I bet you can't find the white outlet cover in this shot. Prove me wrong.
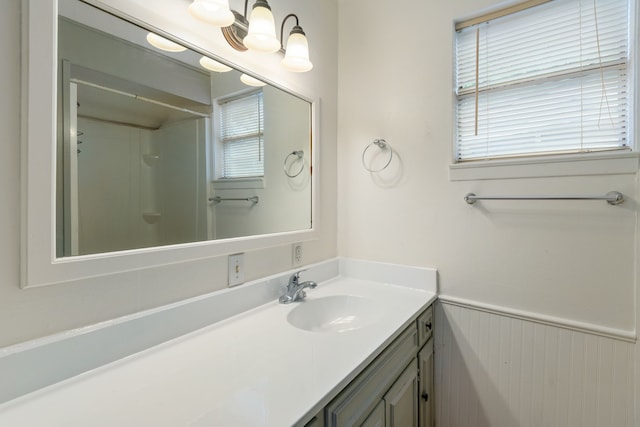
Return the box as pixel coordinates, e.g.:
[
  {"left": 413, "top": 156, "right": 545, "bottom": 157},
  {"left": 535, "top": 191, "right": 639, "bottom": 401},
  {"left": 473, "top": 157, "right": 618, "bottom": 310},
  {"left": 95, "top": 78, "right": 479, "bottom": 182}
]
[{"left": 292, "top": 243, "right": 303, "bottom": 266}]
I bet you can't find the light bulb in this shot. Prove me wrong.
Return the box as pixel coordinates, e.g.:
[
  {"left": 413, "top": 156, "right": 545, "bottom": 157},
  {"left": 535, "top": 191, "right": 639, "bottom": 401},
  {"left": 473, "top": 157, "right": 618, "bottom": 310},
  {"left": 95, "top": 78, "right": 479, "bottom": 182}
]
[
  {"left": 282, "top": 27, "right": 313, "bottom": 72},
  {"left": 243, "top": 1, "right": 280, "bottom": 53},
  {"left": 199, "top": 56, "right": 232, "bottom": 72},
  {"left": 188, "top": 0, "right": 235, "bottom": 26},
  {"left": 240, "top": 74, "right": 266, "bottom": 87},
  {"left": 146, "top": 33, "right": 187, "bottom": 52}
]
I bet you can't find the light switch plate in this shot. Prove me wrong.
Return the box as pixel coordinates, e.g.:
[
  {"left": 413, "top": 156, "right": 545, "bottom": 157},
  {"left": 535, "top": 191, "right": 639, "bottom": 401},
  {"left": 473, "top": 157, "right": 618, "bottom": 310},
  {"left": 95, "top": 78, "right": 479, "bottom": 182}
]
[{"left": 228, "top": 253, "right": 244, "bottom": 287}]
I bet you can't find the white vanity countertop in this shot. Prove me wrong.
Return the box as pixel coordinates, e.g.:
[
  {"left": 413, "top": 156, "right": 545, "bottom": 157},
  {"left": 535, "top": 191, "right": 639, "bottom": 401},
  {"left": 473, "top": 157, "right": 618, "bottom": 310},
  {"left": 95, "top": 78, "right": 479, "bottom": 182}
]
[{"left": 0, "top": 276, "right": 436, "bottom": 426}]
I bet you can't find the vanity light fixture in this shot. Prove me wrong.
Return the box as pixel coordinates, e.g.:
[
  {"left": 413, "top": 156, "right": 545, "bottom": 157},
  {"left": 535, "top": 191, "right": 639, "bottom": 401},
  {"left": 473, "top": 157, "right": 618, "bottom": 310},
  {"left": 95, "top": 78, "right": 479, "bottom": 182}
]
[
  {"left": 199, "top": 56, "right": 233, "bottom": 72},
  {"left": 188, "top": 0, "right": 235, "bottom": 26},
  {"left": 188, "top": 0, "right": 313, "bottom": 72},
  {"left": 240, "top": 73, "right": 267, "bottom": 86},
  {"left": 145, "top": 32, "right": 187, "bottom": 52},
  {"left": 242, "top": 0, "right": 280, "bottom": 53},
  {"left": 280, "top": 14, "right": 313, "bottom": 72}
]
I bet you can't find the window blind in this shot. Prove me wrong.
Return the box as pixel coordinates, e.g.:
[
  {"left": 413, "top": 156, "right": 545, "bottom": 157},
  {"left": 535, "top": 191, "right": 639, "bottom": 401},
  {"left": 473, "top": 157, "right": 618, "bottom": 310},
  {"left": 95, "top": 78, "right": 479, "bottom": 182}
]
[
  {"left": 219, "top": 91, "right": 264, "bottom": 178},
  {"left": 455, "top": 0, "right": 630, "bottom": 161}
]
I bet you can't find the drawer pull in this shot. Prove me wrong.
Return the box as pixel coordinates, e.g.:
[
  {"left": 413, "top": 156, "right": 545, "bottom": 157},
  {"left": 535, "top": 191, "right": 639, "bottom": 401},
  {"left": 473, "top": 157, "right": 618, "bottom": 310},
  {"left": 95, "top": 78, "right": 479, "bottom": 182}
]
[
  {"left": 421, "top": 392, "right": 429, "bottom": 402},
  {"left": 425, "top": 321, "right": 432, "bottom": 330}
]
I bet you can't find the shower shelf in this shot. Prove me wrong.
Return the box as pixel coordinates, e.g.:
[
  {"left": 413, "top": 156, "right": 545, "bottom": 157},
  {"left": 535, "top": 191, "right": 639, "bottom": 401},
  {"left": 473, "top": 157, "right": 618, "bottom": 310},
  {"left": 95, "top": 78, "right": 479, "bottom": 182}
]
[
  {"left": 142, "top": 212, "right": 161, "bottom": 224},
  {"left": 143, "top": 154, "right": 159, "bottom": 167}
]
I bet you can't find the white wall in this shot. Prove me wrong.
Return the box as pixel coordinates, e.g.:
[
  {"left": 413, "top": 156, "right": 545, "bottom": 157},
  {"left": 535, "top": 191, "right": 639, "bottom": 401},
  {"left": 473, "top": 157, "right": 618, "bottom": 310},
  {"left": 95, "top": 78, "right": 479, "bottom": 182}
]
[
  {"left": 337, "top": 0, "right": 638, "bottom": 424},
  {"left": 0, "top": 0, "right": 337, "bottom": 347}
]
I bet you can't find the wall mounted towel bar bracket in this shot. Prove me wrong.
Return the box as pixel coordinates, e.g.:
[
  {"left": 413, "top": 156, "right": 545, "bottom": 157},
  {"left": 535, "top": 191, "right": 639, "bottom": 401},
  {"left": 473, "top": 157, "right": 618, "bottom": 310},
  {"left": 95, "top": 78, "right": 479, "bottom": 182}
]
[{"left": 464, "top": 191, "right": 624, "bottom": 206}]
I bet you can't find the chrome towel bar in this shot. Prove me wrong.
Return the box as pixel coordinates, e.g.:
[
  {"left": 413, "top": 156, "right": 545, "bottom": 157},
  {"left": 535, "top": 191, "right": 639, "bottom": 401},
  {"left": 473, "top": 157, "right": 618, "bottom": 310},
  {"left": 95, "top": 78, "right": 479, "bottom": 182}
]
[
  {"left": 209, "top": 196, "right": 259, "bottom": 204},
  {"left": 464, "top": 191, "right": 624, "bottom": 206}
]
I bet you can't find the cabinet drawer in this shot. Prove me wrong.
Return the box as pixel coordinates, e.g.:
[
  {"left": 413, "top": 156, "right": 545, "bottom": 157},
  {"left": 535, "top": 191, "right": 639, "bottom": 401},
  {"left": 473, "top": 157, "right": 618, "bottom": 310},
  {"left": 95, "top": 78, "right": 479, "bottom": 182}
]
[
  {"left": 417, "top": 306, "right": 433, "bottom": 348},
  {"left": 325, "top": 325, "right": 419, "bottom": 427}
]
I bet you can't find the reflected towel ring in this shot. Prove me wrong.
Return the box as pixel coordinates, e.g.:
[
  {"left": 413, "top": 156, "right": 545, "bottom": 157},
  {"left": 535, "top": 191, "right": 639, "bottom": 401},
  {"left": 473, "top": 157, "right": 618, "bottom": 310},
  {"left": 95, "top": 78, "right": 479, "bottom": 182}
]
[
  {"left": 284, "top": 150, "right": 305, "bottom": 178},
  {"left": 362, "top": 139, "right": 393, "bottom": 172}
]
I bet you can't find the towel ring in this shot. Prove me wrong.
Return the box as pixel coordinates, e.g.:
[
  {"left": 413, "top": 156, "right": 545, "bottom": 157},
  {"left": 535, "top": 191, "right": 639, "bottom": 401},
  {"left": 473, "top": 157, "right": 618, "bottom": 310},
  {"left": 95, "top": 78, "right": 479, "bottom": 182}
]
[
  {"left": 284, "top": 150, "right": 305, "bottom": 178},
  {"left": 362, "top": 139, "right": 393, "bottom": 172}
]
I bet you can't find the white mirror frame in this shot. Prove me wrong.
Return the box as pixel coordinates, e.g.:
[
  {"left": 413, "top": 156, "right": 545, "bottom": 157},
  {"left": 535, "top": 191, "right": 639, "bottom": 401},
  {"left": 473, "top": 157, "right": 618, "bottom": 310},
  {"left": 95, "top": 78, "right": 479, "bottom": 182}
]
[{"left": 20, "top": 0, "right": 319, "bottom": 288}]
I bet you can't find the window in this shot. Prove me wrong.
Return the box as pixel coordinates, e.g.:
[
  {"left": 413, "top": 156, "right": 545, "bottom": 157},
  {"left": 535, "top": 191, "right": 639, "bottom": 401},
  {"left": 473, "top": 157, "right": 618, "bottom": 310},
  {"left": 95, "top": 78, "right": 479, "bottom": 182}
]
[
  {"left": 455, "top": 0, "right": 631, "bottom": 162},
  {"left": 218, "top": 90, "right": 264, "bottom": 178}
]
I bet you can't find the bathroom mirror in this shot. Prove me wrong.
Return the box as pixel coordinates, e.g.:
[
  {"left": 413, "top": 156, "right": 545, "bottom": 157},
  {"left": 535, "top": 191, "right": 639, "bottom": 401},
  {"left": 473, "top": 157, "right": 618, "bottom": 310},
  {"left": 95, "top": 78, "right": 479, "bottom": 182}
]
[
  {"left": 20, "top": 0, "right": 317, "bottom": 287},
  {"left": 57, "top": 0, "right": 312, "bottom": 257}
]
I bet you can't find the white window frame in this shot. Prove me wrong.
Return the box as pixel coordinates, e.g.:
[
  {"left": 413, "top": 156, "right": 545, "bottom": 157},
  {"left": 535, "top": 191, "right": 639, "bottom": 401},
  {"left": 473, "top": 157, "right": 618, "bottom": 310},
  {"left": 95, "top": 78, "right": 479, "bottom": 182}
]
[
  {"left": 213, "top": 90, "right": 265, "bottom": 189},
  {"left": 450, "top": 0, "right": 639, "bottom": 181}
]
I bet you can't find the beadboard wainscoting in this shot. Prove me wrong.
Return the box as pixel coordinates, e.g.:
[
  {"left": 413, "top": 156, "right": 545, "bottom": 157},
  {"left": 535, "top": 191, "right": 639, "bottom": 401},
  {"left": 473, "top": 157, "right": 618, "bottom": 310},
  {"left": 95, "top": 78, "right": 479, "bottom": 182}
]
[{"left": 434, "top": 302, "right": 635, "bottom": 427}]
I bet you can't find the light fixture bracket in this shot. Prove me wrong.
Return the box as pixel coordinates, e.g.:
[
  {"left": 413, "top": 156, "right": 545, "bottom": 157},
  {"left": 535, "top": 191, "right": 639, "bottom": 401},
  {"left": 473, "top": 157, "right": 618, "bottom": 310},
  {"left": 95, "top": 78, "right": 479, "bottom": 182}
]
[
  {"left": 221, "top": 10, "right": 249, "bottom": 52},
  {"left": 280, "top": 13, "right": 300, "bottom": 49}
]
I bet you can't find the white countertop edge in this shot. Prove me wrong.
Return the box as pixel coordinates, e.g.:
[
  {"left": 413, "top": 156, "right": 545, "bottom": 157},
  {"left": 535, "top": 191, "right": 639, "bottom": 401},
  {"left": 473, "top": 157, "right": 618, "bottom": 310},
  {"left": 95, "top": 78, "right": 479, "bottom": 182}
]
[
  {"left": 0, "top": 278, "right": 437, "bottom": 427},
  {"left": 0, "top": 258, "right": 437, "bottom": 404}
]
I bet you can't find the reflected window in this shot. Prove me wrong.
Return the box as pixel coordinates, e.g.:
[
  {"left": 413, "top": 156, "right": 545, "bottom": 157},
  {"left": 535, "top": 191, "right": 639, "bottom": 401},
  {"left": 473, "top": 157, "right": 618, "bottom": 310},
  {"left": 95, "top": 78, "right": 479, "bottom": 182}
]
[{"left": 218, "top": 90, "right": 264, "bottom": 178}]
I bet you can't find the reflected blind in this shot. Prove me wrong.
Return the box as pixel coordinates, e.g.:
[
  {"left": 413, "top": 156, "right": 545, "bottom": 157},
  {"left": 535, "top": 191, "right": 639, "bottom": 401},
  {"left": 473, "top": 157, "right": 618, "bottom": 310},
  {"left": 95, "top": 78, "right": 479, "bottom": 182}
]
[
  {"left": 455, "top": 0, "right": 630, "bottom": 161},
  {"left": 219, "top": 91, "right": 264, "bottom": 178}
]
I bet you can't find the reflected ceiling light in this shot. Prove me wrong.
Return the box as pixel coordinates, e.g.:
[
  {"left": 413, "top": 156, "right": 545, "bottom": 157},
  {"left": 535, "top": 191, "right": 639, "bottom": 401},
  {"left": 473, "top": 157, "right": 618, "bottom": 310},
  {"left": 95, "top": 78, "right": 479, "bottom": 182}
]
[
  {"left": 146, "top": 32, "right": 187, "bottom": 52},
  {"left": 280, "top": 14, "right": 312, "bottom": 72},
  {"left": 243, "top": 0, "right": 280, "bottom": 53},
  {"left": 188, "top": 0, "right": 235, "bottom": 26},
  {"left": 199, "top": 56, "right": 233, "bottom": 72},
  {"left": 240, "top": 73, "right": 267, "bottom": 87},
  {"left": 189, "top": 0, "right": 313, "bottom": 73}
]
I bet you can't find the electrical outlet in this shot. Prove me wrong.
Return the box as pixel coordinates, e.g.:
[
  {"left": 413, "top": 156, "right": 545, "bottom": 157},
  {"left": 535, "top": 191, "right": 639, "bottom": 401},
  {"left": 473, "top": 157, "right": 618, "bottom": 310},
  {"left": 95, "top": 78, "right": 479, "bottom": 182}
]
[
  {"left": 228, "top": 253, "right": 244, "bottom": 287},
  {"left": 292, "top": 243, "right": 303, "bottom": 266}
]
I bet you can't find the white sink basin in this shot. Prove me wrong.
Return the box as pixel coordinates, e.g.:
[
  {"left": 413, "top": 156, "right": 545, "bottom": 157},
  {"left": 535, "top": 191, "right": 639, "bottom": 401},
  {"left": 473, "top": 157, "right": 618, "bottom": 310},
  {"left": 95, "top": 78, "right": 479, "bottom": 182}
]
[{"left": 286, "top": 295, "right": 381, "bottom": 333}]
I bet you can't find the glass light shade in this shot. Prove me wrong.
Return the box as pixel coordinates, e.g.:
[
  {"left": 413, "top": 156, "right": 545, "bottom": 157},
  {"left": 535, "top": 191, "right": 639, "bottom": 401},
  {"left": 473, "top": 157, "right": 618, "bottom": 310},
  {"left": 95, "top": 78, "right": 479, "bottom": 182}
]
[
  {"left": 188, "top": 0, "right": 234, "bottom": 26},
  {"left": 243, "top": 6, "right": 280, "bottom": 53},
  {"left": 240, "top": 74, "right": 267, "bottom": 87},
  {"left": 282, "top": 32, "right": 313, "bottom": 72},
  {"left": 146, "top": 33, "right": 187, "bottom": 52},
  {"left": 199, "top": 56, "right": 232, "bottom": 72}
]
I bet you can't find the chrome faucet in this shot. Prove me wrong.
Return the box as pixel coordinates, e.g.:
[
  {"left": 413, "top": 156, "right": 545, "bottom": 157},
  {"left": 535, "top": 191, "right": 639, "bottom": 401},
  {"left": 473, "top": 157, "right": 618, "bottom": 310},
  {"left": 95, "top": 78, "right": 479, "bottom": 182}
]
[{"left": 279, "top": 270, "right": 317, "bottom": 304}]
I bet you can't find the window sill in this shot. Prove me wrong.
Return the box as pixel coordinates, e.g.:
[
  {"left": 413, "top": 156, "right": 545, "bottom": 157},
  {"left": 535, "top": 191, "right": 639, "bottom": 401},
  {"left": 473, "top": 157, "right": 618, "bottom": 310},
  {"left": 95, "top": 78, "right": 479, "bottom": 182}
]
[
  {"left": 212, "top": 178, "right": 265, "bottom": 190},
  {"left": 449, "top": 152, "right": 639, "bottom": 181}
]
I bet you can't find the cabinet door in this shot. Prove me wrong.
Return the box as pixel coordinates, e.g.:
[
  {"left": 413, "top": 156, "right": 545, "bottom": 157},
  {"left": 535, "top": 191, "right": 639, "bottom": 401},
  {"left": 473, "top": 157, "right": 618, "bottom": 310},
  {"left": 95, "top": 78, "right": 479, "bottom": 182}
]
[
  {"left": 418, "top": 339, "right": 434, "bottom": 427},
  {"left": 384, "top": 362, "right": 419, "bottom": 427},
  {"left": 362, "top": 401, "right": 385, "bottom": 427}
]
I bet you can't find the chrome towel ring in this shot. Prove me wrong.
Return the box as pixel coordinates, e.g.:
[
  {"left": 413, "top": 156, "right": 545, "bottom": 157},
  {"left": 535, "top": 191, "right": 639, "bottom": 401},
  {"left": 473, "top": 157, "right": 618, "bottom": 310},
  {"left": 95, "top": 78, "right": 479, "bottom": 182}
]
[
  {"left": 362, "top": 139, "right": 393, "bottom": 172},
  {"left": 284, "top": 150, "right": 305, "bottom": 178}
]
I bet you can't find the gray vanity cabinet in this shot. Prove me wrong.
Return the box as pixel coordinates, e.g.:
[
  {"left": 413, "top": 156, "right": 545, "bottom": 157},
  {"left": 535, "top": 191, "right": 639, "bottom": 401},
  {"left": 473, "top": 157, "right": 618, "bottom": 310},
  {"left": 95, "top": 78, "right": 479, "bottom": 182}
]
[
  {"left": 418, "top": 339, "right": 434, "bottom": 427},
  {"left": 383, "top": 362, "right": 419, "bottom": 426},
  {"left": 416, "top": 306, "right": 433, "bottom": 347},
  {"left": 361, "top": 401, "right": 385, "bottom": 427},
  {"left": 325, "top": 325, "right": 418, "bottom": 426},
  {"left": 322, "top": 304, "right": 434, "bottom": 427},
  {"left": 304, "top": 411, "right": 325, "bottom": 427}
]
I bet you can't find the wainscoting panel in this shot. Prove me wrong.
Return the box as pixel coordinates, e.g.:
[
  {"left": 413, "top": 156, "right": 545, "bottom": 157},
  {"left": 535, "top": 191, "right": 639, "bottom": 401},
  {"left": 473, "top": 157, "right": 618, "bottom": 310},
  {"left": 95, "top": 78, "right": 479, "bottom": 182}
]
[{"left": 434, "top": 302, "right": 635, "bottom": 427}]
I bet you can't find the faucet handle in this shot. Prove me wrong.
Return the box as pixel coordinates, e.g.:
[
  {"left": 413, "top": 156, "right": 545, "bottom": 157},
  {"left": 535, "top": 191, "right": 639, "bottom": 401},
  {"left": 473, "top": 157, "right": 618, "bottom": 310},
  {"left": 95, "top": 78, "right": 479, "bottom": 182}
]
[{"left": 291, "top": 269, "right": 307, "bottom": 282}]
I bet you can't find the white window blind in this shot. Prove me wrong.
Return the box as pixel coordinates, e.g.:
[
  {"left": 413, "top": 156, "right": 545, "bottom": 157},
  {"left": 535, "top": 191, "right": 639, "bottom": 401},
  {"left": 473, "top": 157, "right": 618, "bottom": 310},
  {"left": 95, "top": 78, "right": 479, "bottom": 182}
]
[
  {"left": 455, "top": 0, "right": 630, "bottom": 161},
  {"left": 219, "top": 91, "right": 264, "bottom": 178}
]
